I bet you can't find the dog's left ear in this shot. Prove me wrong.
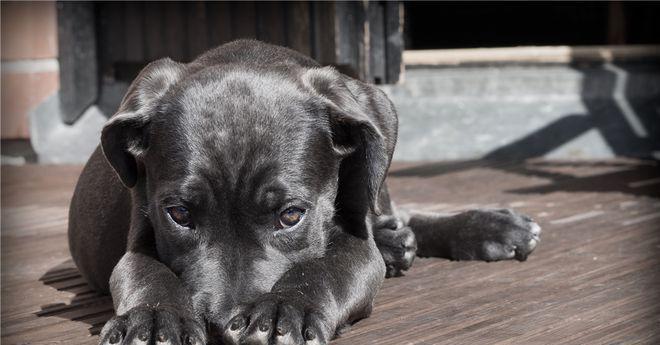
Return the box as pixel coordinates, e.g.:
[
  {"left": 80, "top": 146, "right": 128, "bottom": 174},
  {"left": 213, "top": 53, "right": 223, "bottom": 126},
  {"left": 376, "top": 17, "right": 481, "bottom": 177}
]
[{"left": 303, "top": 67, "right": 395, "bottom": 236}]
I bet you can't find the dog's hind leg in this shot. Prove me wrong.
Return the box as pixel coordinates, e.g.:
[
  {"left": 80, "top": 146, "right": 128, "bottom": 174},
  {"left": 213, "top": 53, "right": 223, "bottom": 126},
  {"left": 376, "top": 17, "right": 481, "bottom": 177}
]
[
  {"left": 404, "top": 208, "right": 541, "bottom": 262},
  {"left": 68, "top": 147, "right": 131, "bottom": 293},
  {"left": 373, "top": 184, "right": 542, "bottom": 275}
]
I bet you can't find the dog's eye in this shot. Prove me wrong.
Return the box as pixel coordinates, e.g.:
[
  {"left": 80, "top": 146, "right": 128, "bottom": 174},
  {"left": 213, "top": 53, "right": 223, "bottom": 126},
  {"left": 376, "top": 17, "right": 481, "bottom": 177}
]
[
  {"left": 278, "top": 207, "right": 305, "bottom": 229},
  {"left": 166, "top": 206, "right": 194, "bottom": 228}
]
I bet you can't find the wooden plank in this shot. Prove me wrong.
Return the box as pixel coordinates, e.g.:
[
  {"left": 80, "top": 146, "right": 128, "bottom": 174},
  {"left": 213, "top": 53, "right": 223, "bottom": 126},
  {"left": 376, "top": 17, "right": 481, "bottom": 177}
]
[
  {"left": 285, "top": 1, "right": 312, "bottom": 56},
  {"left": 256, "top": 2, "right": 286, "bottom": 46},
  {"left": 402, "top": 45, "right": 660, "bottom": 66},
  {"left": 57, "top": 1, "right": 98, "bottom": 124},
  {"left": 162, "top": 1, "right": 187, "bottom": 61},
  {"left": 143, "top": 2, "right": 166, "bottom": 60},
  {"left": 334, "top": 1, "right": 368, "bottom": 80},
  {"left": 368, "top": 1, "right": 387, "bottom": 84},
  {"left": 608, "top": 1, "right": 627, "bottom": 44},
  {"left": 356, "top": 2, "right": 369, "bottom": 82},
  {"left": 96, "top": 2, "right": 125, "bottom": 77},
  {"left": 123, "top": 2, "right": 144, "bottom": 62},
  {"left": 2, "top": 160, "right": 659, "bottom": 344},
  {"left": 384, "top": 1, "right": 403, "bottom": 83},
  {"left": 311, "top": 1, "right": 336, "bottom": 65},
  {"left": 186, "top": 1, "right": 209, "bottom": 60},
  {"left": 231, "top": 1, "right": 257, "bottom": 39},
  {"left": 206, "top": 1, "right": 233, "bottom": 48}
]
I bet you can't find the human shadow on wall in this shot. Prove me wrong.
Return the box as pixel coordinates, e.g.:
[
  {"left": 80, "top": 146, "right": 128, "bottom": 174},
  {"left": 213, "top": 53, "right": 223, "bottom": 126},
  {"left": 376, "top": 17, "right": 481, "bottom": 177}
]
[
  {"left": 390, "top": 61, "right": 660, "bottom": 198},
  {"left": 484, "top": 62, "right": 660, "bottom": 160},
  {"left": 35, "top": 259, "right": 112, "bottom": 337}
]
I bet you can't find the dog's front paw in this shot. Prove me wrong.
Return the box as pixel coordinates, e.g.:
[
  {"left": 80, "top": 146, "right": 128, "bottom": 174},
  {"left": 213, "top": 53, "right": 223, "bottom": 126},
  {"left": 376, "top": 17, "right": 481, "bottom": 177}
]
[
  {"left": 374, "top": 215, "right": 417, "bottom": 278},
  {"left": 99, "top": 304, "right": 206, "bottom": 345},
  {"left": 452, "top": 209, "right": 541, "bottom": 262},
  {"left": 223, "top": 293, "right": 331, "bottom": 345}
]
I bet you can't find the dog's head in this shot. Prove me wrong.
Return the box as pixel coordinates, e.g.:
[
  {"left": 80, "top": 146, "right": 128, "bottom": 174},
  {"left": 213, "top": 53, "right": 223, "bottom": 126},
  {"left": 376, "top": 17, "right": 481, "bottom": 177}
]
[{"left": 100, "top": 54, "right": 394, "bottom": 311}]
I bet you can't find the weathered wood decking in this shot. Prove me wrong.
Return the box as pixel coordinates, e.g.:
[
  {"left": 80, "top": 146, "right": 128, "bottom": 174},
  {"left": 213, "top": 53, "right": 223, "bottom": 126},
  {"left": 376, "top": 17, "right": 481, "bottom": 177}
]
[{"left": 2, "top": 160, "right": 659, "bottom": 344}]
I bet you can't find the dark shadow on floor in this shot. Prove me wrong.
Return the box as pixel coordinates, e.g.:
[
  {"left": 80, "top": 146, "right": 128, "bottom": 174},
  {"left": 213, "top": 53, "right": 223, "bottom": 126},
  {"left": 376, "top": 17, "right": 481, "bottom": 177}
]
[
  {"left": 390, "top": 159, "right": 660, "bottom": 199},
  {"left": 388, "top": 159, "right": 488, "bottom": 178},
  {"left": 36, "top": 259, "right": 112, "bottom": 336},
  {"left": 504, "top": 162, "right": 660, "bottom": 198}
]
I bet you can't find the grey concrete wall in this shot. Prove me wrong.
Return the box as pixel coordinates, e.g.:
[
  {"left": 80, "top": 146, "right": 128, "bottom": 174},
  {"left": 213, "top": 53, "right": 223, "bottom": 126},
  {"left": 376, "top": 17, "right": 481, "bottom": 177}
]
[
  {"left": 381, "top": 63, "right": 660, "bottom": 161},
  {"left": 21, "top": 62, "right": 660, "bottom": 164}
]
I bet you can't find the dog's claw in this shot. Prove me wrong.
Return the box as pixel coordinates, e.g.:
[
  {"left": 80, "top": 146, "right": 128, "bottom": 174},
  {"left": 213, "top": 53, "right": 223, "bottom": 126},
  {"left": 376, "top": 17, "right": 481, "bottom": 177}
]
[
  {"left": 98, "top": 305, "right": 205, "bottom": 345},
  {"left": 304, "top": 328, "right": 316, "bottom": 341},
  {"left": 108, "top": 331, "right": 121, "bottom": 344},
  {"left": 385, "top": 264, "right": 403, "bottom": 278},
  {"left": 223, "top": 293, "right": 329, "bottom": 345},
  {"left": 230, "top": 316, "right": 245, "bottom": 331}
]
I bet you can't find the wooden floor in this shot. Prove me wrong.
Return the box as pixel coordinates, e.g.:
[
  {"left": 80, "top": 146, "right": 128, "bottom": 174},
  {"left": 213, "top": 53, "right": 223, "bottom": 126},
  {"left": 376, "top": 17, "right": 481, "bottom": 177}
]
[{"left": 2, "top": 160, "right": 659, "bottom": 345}]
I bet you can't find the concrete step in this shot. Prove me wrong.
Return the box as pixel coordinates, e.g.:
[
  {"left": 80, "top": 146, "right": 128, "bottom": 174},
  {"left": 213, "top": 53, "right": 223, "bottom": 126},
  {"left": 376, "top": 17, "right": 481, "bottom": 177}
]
[{"left": 381, "top": 62, "right": 660, "bottom": 161}]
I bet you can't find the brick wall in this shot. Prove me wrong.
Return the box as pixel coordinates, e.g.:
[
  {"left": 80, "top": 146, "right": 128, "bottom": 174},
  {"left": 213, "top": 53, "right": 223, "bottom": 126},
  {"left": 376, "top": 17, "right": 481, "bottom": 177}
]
[{"left": 1, "top": 1, "right": 59, "bottom": 139}]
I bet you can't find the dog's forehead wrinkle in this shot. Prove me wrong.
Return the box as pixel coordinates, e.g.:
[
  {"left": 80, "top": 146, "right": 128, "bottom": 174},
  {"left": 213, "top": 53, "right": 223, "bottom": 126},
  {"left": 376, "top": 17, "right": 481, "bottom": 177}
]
[
  {"left": 178, "top": 67, "right": 306, "bottom": 113},
  {"left": 182, "top": 114, "right": 318, "bottom": 176},
  {"left": 180, "top": 104, "right": 310, "bottom": 159},
  {"left": 178, "top": 174, "right": 214, "bottom": 204},
  {"left": 167, "top": 69, "right": 324, "bottom": 162},
  {"left": 196, "top": 154, "right": 311, "bottom": 203}
]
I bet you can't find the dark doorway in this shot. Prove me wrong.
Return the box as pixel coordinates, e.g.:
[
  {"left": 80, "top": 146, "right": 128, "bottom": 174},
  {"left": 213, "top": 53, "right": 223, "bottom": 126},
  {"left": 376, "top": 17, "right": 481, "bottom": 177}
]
[{"left": 404, "top": 2, "right": 660, "bottom": 50}]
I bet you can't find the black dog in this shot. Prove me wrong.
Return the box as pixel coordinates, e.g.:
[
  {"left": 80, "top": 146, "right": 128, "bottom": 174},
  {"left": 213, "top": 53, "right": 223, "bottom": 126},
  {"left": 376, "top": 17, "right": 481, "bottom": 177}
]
[{"left": 68, "top": 40, "right": 541, "bottom": 345}]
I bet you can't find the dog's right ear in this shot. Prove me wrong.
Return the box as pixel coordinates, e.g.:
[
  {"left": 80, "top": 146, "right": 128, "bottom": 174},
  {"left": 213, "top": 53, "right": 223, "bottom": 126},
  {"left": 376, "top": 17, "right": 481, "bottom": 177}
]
[
  {"left": 302, "top": 67, "right": 395, "bottom": 237},
  {"left": 101, "top": 58, "right": 185, "bottom": 188}
]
